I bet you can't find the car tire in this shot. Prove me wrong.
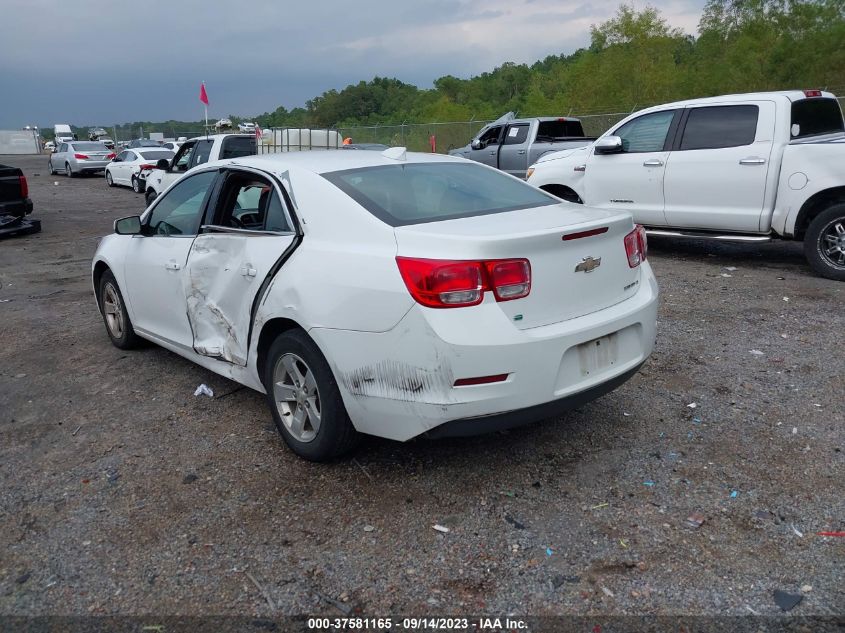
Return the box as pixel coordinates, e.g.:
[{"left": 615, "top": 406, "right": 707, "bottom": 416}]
[
  {"left": 131, "top": 176, "right": 144, "bottom": 193},
  {"left": 145, "top": 190, "right": 157, "bottom": 206},
  {"left": 804, "top": 202, "right": 845, "bottom": 281},
  {"left": 98, "top": 270, "right": 140, "bottom": 349},
  {"left": 65, "top": 162, "right": 74, "bottom": 178},
  {"left": 263, "top": 330, "right": 360, "bottom": 461},
  {"left": 106, "top": 170, "right": 115, "bottom": 187},
  {"left": 48, "top": 161, "right": 56, "bottom": 175}
]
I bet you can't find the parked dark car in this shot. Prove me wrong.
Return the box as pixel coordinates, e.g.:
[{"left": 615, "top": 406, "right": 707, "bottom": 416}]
[{"left": 0, "top": 164, "right": 40, "bottom": 237}]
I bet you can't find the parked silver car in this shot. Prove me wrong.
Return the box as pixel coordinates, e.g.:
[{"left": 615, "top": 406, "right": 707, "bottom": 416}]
[{"left": 48, "top": 141, "right": 114, "bottom": 177}]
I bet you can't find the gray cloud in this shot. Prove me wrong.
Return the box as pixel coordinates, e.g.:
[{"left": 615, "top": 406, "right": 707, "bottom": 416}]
[{"left": 0, "top": 0, "right": 706, "bottom": 128}]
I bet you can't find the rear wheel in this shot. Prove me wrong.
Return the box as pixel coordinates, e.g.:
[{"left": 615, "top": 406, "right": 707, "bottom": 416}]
[
  {"left": 263, "top": 330, "right": 360, "bottom": 461},
  {"left": 131, "top": 175, "right": 144, "bottom": 193},
  {"left": 804, "top": 203, "right": 845, "bottom": 281},
  {"left": 105, "top": 170, "right": 114, "bottom": 187},
  {"left": 65, "top": 162, "right": 74, "bottom": 178},
  {"left": 98, "top": 270, "right": 140, "bottom": 349},
  {"left": 145, "top": 189, "right": 157, "bottom": 206}
]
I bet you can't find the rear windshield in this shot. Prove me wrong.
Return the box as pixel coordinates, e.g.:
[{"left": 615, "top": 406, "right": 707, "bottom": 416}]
[
  {"left": 72, "top": 142, "right": 107, "bottom": 151},
  {"left": 220, "top": 136, "right": 257, "bottom": 159},
  {"left": 536, "top": 120, "right": 585, "bottom": 140},
  {"left": 791, "top": 98, "right": 844, "bottom": 138},
  {"left": 323, "top": 162, "right": 557, "bottom": 227},
  {"left": 139, "top": 150, "right": 174, "bottom": 160}
]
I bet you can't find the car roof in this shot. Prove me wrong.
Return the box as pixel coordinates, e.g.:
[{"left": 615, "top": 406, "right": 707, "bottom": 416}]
[
  {"left": 634, "top": 90, "right": 838, "bottom": 114},
  {"left": 216, "top": 148, "right": 467, "bottom": 176}
]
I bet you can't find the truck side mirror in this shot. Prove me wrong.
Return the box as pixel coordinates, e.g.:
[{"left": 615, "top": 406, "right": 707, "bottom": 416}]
[
  {"left": 594, "top": 136, "right": 623, "bottom": 155},
  {"left": 471, "top": 139, "right": 483, "bottom": 150},
  {"left": 155, "top": 158, "right": 170, "bottom": 170},
  {"left": 114, "top": 215, "right": 142, "bottom": 235}
]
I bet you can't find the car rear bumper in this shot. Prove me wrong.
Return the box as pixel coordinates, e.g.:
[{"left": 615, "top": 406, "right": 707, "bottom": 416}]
[
  {"left": 0, "top": 198, "right": 33, "bottom": 218},
  {"left": 310, "top": 262, "right": 659, "bottom": 441},
  {"left": 74, "top": 161, "right": 110, "bottom": 172}
]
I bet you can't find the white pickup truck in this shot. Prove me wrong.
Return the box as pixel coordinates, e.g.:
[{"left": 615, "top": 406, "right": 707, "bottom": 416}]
[
  {"left": 527, "top": 90, "right": 845, "bottom": 280},
  {"left": 143, "top": 134, "right": 256, "bottom": 206}
]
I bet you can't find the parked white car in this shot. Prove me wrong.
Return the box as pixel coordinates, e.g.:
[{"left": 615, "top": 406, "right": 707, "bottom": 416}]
[
  {"left": 161, "top": 141, "right": 182, "bottom": 152},
  {"left": 238, "top": 121, "right": 257, "bottom": 132},
  {"left": 105, "top": 148, "right": 175, "bottom": 192},
  {"left": 527, "top": 90, "right": 845, "bottom": 280},
  {"left": 92, "top": 150, "right": 658, "bottom": 461}
]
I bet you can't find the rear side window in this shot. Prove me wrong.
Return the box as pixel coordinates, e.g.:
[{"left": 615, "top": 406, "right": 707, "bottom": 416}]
[
  {"left": 791, "top": 98, "right": 844, "bottom": 138},
  {"left": 536, "top": 120, "right": 585, "bottom": 139},
  {"left": 191, "top": 140, "right": 214, "bottom": 167},
  {"left": 220, "top": 136, "right": 257, "bottom": 159},
  {"left": 323, "top": 162, "right": 557, "bottom": 227},
  {"left": 679, "top": 105, "right": 758, "bottom": 150}
]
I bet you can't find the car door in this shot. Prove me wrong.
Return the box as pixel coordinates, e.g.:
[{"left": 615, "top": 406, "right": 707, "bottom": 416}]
[
  {"left": 663, "top": 102, "right": 775, "bottom": 232},
  {"left": 584, "top": 109, "right": 680, "bottom": 226},
  {"left": 182, "top": 168, "right": 297, "bottom": 366},
  {"left": 121, "top": 169, "right": 220, "bottom": 349},
  {"left": 53, "top": 143, "right": 67, "bottom": 170},
  {"left": 497, "top": 123, "right": 531, "bottom": 178},
  {"left": 117, "top": 151, "right": 134, "bottom": 184},
  {"left": 469, "top": 125, "right": 504, "bottom": 168}
]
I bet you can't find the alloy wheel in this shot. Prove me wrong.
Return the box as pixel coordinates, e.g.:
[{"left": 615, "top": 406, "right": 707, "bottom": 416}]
[
  {"left": 272, "top": 353, "right": 321, "bottom": 443},
  {"left": 102, "top": 283, "right": 125, "bottom": 338},
  {"left": 819, "top": 219, "right": 845, "bottom": 269}
]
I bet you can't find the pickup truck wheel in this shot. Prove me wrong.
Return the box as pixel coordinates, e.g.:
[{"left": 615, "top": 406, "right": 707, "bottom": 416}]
[
  {"left": 145, "top": 190, "right": 157, "bottom": 206},
  {"left": 804, "top": 203, "right": 845, "bottom": 281},
  {"left": 263, "top": 330, "right": 360, "bottom": 461},
  {"left": 98, "top": 270, "right": 140, "bottom": 349}
]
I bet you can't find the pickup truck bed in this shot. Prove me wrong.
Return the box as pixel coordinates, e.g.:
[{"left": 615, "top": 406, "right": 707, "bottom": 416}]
[{"left": 0, "top": 164, "right": 40, "bottom": 237}]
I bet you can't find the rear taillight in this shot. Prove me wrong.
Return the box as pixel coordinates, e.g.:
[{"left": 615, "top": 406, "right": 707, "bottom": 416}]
[
  {"left": 74, "top": 153, "right": 89, "bottom": 159},
  {"left": 139, "top": 164, "right": 156, "bottom": 170},
  {"left": 106, "top": 153, "right": 116, "bottom": 159},
  {"left": 624, "top": 225, "right": 647, "bottom": 268},
  {"left": 396, "top": 257, "right": 531, "bottom": 308},
  {"left": 19, "top": 175, "right": 28, "bottom": 198},
  {"left": 803, "top": 89, "right": 822, "bottom": 97}
]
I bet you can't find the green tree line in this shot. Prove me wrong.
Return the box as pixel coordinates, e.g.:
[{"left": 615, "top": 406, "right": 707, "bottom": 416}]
[{"left": 62, "top": 0, "right": 845, "bottom": 139}]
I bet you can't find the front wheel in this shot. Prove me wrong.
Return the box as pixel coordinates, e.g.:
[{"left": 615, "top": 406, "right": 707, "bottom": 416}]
[
  {"left": 263, "top": 330, "right": 360, "bottom": 461},
  {"left": 804, "top": 202, "right": 845, "bottom": 281},
  {"left": 98, "top": 270, "right": 140, "bottom": 349}
]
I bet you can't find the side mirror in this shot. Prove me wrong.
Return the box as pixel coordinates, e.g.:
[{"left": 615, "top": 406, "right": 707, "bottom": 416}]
[
  {"left": 470, "top": 139, "right": 483, "bottom": 150},
  {"left": 155, "top": 158, "right": 170, "bottom": 170},
  {"left": 594, "top": 135, "right": 623, "bottom": 155},
  {"left": 114, "top": 215, "right": 142, "bottom": 235}
]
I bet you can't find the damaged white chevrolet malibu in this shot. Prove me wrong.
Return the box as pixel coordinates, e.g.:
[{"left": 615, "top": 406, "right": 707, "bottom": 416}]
[{"left": 92, "top": 148, "right": 658, "bottom": 461}]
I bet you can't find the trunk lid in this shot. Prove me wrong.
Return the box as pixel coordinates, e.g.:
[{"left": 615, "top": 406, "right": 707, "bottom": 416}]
[{"left": 394, "top": 203, "right": 641, "bottom": 329}]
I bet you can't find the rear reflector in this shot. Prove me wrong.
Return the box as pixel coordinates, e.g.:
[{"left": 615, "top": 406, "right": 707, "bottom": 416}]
[
  {"left": 563, "top": 226, "right": 608, "bottom": 241},
  {"left": 396, "top": 257, "right": 531, "bottom": 308},
  {"left": 18, "top": 175, "right": 28, "bottom": 198},
  {"left": 803, "top": 89, "right": 822, "bottom": 97},
  {"left": 454, "top": 374, "right": 509, "bottom": 387}
]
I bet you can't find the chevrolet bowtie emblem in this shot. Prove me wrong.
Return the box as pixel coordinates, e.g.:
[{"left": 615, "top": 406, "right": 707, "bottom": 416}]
[{"left": 574, "top": 256, "right": 602, "bottom": 273}]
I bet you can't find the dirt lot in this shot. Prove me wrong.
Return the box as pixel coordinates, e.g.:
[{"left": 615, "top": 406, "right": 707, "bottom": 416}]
[{"left": 0, "top": 154, "right": 842, "bottom": 619}]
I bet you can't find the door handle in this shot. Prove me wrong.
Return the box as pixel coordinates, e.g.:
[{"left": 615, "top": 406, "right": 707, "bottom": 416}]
[
  {"left": 489, "top": 151, "right": 496, "bottom": 155},
  {"left": 517, "top": 150, "right": 526, "bottom": 155},
  {"left": 164, "top": 261, "right": 180, "bottom": 271},
  {"left": 739, "top": 157, "right": 766, "bottom": 165},
  {"left": 643, "top": 159, "right": 664, "bottom": 167},
  {"left": 240, "top": 266, "right": 257, "bottom": 278}
]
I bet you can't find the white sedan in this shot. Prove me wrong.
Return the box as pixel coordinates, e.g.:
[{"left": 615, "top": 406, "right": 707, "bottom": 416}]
[
  {"left": 92, "top": 149, "right": 658, "bottom": 461},
  {"left": 105, "top": 148, "right": 174, "bottom": 192}
]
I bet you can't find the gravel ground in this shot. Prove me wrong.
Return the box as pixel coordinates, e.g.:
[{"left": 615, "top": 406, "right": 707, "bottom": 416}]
[{"left": 0, "top": 154, "right": 842, "bottom": 619}]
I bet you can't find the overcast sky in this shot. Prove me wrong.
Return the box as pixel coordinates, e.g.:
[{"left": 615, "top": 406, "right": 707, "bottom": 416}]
[{"left": 0, "top": 0, "right": 706, "bottom": 129}]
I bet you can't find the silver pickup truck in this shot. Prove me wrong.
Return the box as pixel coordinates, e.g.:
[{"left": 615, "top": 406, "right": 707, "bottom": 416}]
[{"left": 449, "top": 112, "right": 596, "bottom": 178}]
